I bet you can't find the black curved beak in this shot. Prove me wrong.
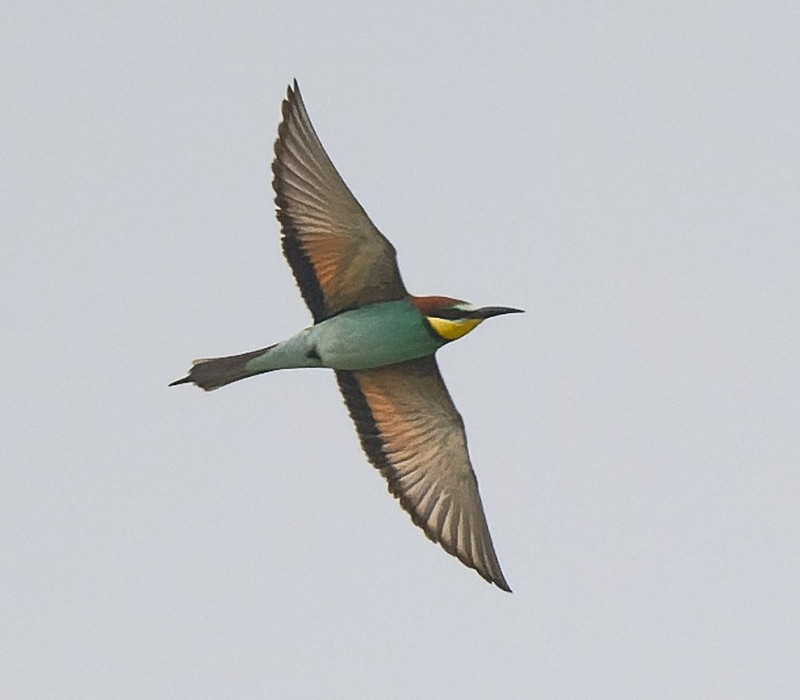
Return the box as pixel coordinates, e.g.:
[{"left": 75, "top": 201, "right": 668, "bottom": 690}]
[{"left": 473, "top": 306, "right": 525, "bottom": 319}]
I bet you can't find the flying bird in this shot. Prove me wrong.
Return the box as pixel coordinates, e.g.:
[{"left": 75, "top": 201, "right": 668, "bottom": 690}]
[{"left": 171, "top": 81, "right": 521, "bottom": 591}]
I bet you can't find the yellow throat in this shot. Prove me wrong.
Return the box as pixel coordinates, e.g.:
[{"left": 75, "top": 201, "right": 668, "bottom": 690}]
[{"left": 427, "top": 316, "right": 483, "bottom": 341}]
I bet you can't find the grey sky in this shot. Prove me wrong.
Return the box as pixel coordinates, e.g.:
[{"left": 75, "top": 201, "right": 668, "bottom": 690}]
[{"left": 3, "top": 2, "right": 799, "bottom": 697}]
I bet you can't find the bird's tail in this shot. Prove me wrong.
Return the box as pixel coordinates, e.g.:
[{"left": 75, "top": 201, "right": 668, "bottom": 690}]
[{"left": 169, "top": 345, "right": 275, "bottom": 391}]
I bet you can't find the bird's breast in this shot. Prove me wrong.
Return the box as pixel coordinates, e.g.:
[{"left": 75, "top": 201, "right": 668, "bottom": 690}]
[{"left": 309, "top": 300, "right": 445, "bottom": 371}]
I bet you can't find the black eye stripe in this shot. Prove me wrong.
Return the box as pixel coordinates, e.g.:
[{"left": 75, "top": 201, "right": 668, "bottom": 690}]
[{"left": 428, "top": 308, "right": 475, "bottom": 320}]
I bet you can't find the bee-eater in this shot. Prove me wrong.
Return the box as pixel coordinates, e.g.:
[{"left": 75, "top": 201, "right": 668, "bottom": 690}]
[{"left": 171, "top": 81, "right": 522, "bottom": 591}]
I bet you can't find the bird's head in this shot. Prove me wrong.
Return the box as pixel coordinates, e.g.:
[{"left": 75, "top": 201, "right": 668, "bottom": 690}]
[{"left": 412, "top": 295, "right": 524, "bottom": 342}]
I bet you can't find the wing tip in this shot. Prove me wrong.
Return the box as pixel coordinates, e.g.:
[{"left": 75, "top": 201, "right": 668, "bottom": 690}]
[
  {"left": 285, "top": 79, "right": 300, "bottom": 112},
  {"left": 385, "top": 478, "right": 512, "bottom": 592},
  {"left": 490, "top": 569, "right": 513, "bottom": 593}
]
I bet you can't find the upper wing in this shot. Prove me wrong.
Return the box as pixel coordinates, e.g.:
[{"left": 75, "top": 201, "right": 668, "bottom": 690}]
[
  {"left": 336, "top": 356, "right": 511, "bottom": 591},
  {"left": 272, "top": 81, "right": 407, "bottom": 322}
]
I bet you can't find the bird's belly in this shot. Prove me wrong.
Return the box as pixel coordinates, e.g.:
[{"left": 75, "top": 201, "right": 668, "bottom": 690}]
[{"left": 310, "top": 302, "right": 442, "bottom": 370}]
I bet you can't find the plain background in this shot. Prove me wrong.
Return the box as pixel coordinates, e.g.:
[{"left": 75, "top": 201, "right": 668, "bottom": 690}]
[{"left": 3, "top": 2, "right": 799, "bottom": 697}]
